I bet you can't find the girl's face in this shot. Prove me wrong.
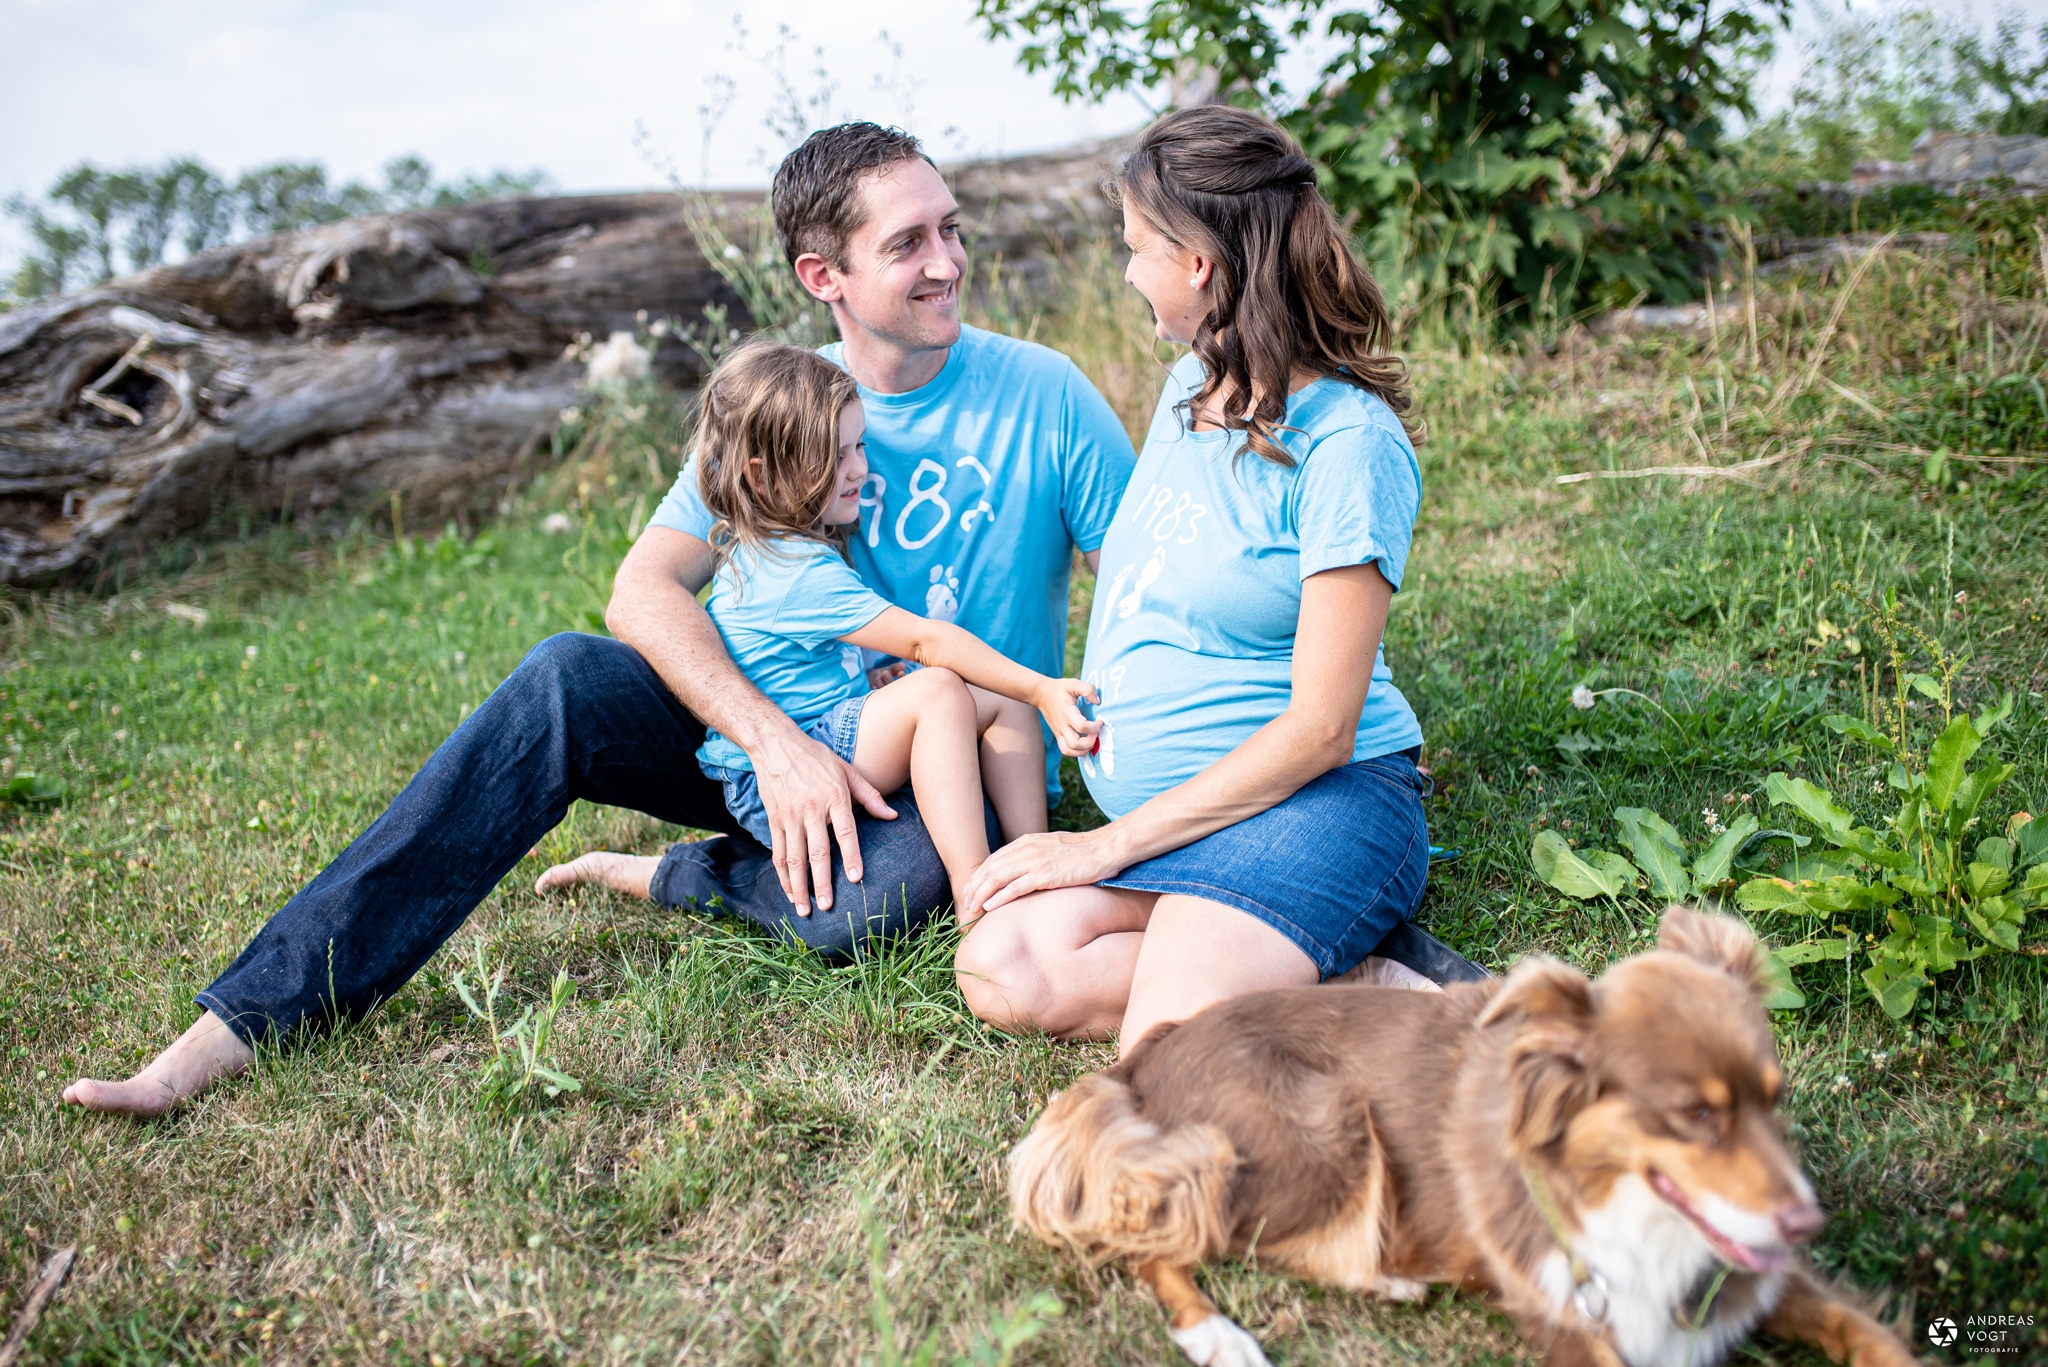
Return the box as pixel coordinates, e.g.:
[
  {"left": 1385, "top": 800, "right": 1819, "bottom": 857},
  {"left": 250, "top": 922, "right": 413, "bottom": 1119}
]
[
  {"left": 820, "top": 400, "right": 868, "bottom": 527},
  {"left": 1123, "top": 204, "right": 1211, "bottom": 345}
]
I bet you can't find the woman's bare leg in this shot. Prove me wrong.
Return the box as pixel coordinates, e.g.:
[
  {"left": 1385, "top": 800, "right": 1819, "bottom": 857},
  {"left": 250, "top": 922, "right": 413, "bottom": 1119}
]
[
  {"left": 534, "top": 852, "right": 658, "bottom": 898},
  {"left": 62, "top": 1009, "right": 255, "bottom": 1118},
  {"left": 954, "top": 884, "right": 1156, "bottom": 1036},
  {"left": 854, "top": 668, "right": 988, "bottom": 906},
  {"left": 1118, "top": 894, "right": 1318, "bottom": 1056},
  {"left": 967, "top": 685, "right": 1048, "bottom": 842}
]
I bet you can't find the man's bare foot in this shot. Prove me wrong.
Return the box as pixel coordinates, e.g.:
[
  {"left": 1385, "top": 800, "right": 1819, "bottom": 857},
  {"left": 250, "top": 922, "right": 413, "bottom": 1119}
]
[
  {"left": 62, "top": 1009, "right": 255, "bottom": 1118},
  {"left": 534, "top": 851, "right": 659, "bottom": 899}
]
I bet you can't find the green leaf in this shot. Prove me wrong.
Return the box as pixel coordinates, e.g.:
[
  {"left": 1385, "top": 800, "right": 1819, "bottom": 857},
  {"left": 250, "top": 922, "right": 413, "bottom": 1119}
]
[
  {"left": 1840, "top": 827, "right": 1911, "bottom": 871},
  {"left": 1973, "top": 691, "right": 2015, "bottom": 737},
  {"left": 1774, "top": 937, "right": 1852, "bottom": 965},
  {"left": 1862, "top": 953, "right": 1926, "bottom": 1019},
  {"left": 1692, "top": 814, "right": 1759, "bottom": 888},
  {"left": 1804, "top": 876, "right": 1902, "bottom": 913},
  {"left": 1532, "top": 830, "right": 1632, "bottom": 901},
  {"left": 1924, "top": 717, "right": 1984, "bottom": 814},
  {"left": 1616, "top": 807, "right": 1690, "bottom": 900},
  {"left": 1, "top": 773, "right": 65, "bottom": 803},
  {"left": 1737, "top": 877, "right": 1814, "bottom": 913},
  {"left": 1757, "top": 949, "right": 1807, "bottom": 1011},
  {"left": 1973, "top": 837, "right": 2014, "bottom": 872},
  {"left": 1964, "top": 898, "right": 2024, "bottom": 952},
  {"left": 1965, "top": 861, "right": 2013, "bottom": 900},
  {"left": 2028, "top": 864, "right": 2048, "bottom": 899},
  {"left": 1907, "top": 673, "right": 1945, "bottom": 703},
  {"left": 1765, "top": 772, "right": 1855, "bottom": 844},
  {"left": 1587, "top": 850, "right": 1642, "bottom": 893},
  {"left": 1893, "top": 873, "right": 1939, "bottom": 899},
  {"left": 1821, "top": 714, "right": 1894, "bottom": 751},
  {"left": 1946, "top": 762, "right": 2014, "bottom": 838},
  {"left": 2012, "top": 814, "right": 2048, "bottom": 867}
]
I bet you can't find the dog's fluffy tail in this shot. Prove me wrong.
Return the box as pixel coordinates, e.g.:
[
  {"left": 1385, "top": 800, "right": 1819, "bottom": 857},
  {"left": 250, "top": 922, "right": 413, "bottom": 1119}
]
[{"left": 1009, "top": 1073, "right": 1236, "bottom": 1265}]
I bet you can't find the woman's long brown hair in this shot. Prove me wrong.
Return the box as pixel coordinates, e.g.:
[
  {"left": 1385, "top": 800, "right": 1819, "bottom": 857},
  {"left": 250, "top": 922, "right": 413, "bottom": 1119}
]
[
  {"left": 1114, "top": 105, "right": 1418, "bottom": 465},
  {"left": 695, "top": 341, "right": 860, "bottom": 568}
]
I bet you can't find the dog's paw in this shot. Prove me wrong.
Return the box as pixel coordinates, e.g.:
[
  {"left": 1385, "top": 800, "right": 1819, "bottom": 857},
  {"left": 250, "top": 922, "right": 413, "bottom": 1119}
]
[
  {"left": 1372, "top": 1275, "right": 1429, "bottom": 1302},
  {"left": 1171, "top": 1315, "right": 1271, "bottom": 1367}
]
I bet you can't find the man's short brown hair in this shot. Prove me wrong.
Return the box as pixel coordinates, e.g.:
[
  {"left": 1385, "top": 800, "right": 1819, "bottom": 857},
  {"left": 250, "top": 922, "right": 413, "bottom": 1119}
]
[{"left": 771, "top": 122, "right": 934, "bottom": 269}]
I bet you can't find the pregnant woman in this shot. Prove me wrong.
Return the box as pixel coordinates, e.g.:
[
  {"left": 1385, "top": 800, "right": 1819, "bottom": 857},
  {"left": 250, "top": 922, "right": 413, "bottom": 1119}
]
[{"left": 954, "top": 104, "right": 1434, "bottom": 1051}]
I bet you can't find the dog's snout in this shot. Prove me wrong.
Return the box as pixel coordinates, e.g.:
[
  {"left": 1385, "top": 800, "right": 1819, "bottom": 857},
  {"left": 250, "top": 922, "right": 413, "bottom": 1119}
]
[{"left": 1776, "top": 1201, "right": 1825, "bottom": 1244}]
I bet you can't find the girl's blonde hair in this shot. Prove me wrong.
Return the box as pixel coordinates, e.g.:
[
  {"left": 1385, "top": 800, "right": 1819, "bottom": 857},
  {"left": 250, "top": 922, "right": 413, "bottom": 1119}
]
[{"left": 695, "top": 341, "right": 860, "bottom": 560}]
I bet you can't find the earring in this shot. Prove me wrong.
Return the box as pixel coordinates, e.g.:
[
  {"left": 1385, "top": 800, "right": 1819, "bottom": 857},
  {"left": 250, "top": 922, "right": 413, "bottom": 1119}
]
[{"left": 1188, "top": 277, "right": 1201, "bottom": 288}]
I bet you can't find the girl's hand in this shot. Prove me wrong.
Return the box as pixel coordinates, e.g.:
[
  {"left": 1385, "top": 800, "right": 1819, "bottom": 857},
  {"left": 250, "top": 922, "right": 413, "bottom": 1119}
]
[
  {"left": 962, "top": 828, "right": 1126, "bottom": 919},
  {"left": 1034, "top": 678, "right": 1101, "bottom": 757}
]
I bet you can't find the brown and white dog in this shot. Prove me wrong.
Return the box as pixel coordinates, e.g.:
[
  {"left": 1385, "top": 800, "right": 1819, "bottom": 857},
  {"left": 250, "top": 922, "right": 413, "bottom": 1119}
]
[{"left": 1009, "top": 908, "right": 1920, "bottom": 1367}]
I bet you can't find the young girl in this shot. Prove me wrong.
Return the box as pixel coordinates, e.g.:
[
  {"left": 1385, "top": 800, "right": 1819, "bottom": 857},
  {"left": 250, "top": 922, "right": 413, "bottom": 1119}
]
[{"left": 568, "top": 342, "right": 1098, "bottom": 915}]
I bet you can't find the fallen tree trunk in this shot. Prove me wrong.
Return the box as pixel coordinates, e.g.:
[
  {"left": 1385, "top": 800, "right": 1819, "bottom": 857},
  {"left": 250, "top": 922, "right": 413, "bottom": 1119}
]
[{"left": 0, "top": 139, "right": 1125, "bottom": 584}]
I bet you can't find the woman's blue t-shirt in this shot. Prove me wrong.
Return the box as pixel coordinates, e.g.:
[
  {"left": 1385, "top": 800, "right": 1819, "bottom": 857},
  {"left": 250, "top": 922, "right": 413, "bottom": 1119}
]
[
  {"left": 1077, "top": 353, "right": 1425, "bottom": 819},
  {"left": 695, "top": 538, "right": 892, "bottom": 775}
]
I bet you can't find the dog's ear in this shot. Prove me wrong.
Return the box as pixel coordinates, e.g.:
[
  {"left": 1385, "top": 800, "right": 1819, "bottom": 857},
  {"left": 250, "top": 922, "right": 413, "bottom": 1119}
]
[
  {"left": 1657, "top": 905, "right": 1766, "bottom": 995},
  {"left": 1479, "top": 958, "right": 1597, "bottom": 1152}
]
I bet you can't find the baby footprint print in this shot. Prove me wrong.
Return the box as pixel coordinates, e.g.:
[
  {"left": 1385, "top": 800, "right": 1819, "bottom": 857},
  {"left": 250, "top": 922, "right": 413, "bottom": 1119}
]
[{"left": 1115, "top": 546, "right": 1167, "bottom": 620}]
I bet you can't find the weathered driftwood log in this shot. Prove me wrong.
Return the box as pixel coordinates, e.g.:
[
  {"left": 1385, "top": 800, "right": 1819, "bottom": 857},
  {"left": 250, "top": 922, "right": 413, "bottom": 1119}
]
[{"left": 0, "top": 139, "right": 1125, "bottom": 584}]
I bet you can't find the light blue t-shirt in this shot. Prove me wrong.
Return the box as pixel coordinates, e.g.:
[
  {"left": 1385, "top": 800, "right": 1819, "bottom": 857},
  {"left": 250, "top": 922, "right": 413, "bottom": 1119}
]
[
  {"left": 650, "top": 323, "right": 1138, "bottom": 793},
  {"left": 1077, "top": 353, "right": 1425, "bottom": 819},
  {"left": 695, "top": 537, "right": 892, "bottom": 774}
]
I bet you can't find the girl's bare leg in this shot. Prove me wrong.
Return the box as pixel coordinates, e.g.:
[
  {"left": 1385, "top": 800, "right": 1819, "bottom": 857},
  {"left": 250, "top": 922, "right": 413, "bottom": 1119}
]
[
  {"left": 967, "top": 685, "right": 1048, "bottom": 842},
  {"left": 62, "top": 1009, "right": 255, "bottom": 1118},
  {"left": 854, "top": 668, "right": 989, "bottom": 907},
  {"left": 534, "top": 852, "right": 658, "bottom": 898}
]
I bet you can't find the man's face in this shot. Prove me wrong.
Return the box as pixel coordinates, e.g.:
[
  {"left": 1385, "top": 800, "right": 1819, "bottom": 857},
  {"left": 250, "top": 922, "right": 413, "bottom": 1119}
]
[{"left": 797, "top": 159, "right": 966, "bottom": 356}]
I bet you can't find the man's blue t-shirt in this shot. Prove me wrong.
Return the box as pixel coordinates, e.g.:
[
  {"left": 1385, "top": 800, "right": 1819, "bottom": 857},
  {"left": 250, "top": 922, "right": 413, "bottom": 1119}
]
[
  {"left": 695, "top": 538, "right": 892, "bottom": 774},
  {"left": 1077, "top": 353, "right": 1425, "bottom": 819},
  {"left": 650, "top": 324, "right": 1138, "bottom": 792}
]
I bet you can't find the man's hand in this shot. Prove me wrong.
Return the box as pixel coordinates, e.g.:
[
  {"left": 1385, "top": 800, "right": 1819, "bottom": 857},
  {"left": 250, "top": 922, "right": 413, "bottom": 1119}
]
[
  {"left": 866, "top": 660, "right": 912, "bottom": 689},
  {"left": 749, "top": 729, "right": 897, "bottom": 915}
]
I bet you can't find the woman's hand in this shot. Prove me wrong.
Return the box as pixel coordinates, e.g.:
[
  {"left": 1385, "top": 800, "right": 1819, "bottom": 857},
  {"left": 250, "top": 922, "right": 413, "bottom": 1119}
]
[
  {"left": 962, "top": 827, "right": 1127, "bottom": 920},
  {"left": 1033, "top": 678, "right": 1101, "bottom": 757}
]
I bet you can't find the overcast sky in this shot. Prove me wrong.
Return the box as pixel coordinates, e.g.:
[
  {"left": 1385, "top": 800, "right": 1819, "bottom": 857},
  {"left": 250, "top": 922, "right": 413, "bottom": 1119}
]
[{"left": 3, "top": 0, "right": 2042, "bottom": 268}]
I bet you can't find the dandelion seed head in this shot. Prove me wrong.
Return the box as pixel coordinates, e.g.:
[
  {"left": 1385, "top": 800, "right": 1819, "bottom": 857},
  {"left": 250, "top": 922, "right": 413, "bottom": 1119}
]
[{"left": 1570, "top": 685, "right": 1597, "bottom": 710}]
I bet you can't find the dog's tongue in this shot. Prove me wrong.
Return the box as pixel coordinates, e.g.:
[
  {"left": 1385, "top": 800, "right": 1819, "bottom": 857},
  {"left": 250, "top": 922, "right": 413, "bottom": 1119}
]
[{"left": 1646, "top": 1170, "right": 1787, "bottom": 1274}]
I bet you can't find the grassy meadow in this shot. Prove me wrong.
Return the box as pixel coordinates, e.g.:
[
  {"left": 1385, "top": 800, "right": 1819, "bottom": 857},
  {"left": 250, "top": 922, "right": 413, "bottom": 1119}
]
[{"left": 2, "top": 233, "right": 2045, "bottom": 1366}]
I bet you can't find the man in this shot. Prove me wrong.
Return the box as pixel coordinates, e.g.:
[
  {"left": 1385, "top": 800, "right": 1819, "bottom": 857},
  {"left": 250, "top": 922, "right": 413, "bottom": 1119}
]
[{"left": 63, "top": 122, "right": 1137, "bottom": 1117}]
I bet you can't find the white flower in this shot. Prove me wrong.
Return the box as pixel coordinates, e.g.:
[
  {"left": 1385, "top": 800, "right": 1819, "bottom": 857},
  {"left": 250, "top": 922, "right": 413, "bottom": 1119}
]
[
  {"left": 541, "top": 513, "right": 573, "bottom": 535},
  {"left": 1570, "top": 685, "right": 1597, "bottom": 710},
  {"left": 1701, "top": 807, "right": 1726, "bottom": 835},
  {"left": 723, "top": 243, "right": 744, "bottom": 260},
  {"left": 582, "top": 330, "right": 651, "bottom": 390},
  {"left": 245, "top": 645, "right": 258, "bottom": 660}
]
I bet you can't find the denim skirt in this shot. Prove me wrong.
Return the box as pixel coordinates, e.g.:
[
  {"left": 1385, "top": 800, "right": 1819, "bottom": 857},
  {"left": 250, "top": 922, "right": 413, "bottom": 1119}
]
[
  {"left": 1102, "top": 747, "right": 1431, "bottom": 979},
  {"left": 703, "top": 694, "right": 867, "bottom": 849}
]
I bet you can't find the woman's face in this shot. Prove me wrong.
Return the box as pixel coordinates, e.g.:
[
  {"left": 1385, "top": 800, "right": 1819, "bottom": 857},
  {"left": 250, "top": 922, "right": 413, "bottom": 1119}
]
[
  {"left": 1123, "top": 204, "right": 1211, "bottom": 345},
  {"left": 820, "top": 399, "right": 868, "bottom": 527}
]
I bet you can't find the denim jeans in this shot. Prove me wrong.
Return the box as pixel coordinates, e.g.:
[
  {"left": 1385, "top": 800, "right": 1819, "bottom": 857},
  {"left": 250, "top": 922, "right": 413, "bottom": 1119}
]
[
  {"left": 197, "top": 633, "right": 963, "bottom": 1044},
  {"left": 198, "top": 632, "right": 1486, "bottom": 1045}
]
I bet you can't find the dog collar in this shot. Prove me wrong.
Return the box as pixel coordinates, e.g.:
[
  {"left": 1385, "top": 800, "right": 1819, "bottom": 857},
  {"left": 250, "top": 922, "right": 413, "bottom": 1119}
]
[{"left": 1522, "top": 1164, "right": 1609, "bottom": 1324}]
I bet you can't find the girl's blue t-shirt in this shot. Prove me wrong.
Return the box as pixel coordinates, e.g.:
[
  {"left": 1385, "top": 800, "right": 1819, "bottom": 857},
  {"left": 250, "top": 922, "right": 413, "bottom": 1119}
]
[
  {"left": 1077, "top": 353, "right": 1425, "bottom": 819},
  {"left": 648, "top": 325, "right": 1137, "bottom": 794},
  {"left": 695, "top": 538, "right": 892, "bottom": 775}
]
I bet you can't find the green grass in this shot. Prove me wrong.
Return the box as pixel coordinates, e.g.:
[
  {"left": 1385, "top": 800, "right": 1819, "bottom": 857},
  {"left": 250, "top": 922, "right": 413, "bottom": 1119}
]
[{"left": 3, "top": 237, "right": 2045, "bottom": 1364}]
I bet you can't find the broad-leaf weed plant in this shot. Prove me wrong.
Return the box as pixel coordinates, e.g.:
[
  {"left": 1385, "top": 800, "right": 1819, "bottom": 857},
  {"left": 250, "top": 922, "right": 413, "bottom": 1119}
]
[{"left": 1533, "top": 586, "right": 2046, "bottom": 1018}]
